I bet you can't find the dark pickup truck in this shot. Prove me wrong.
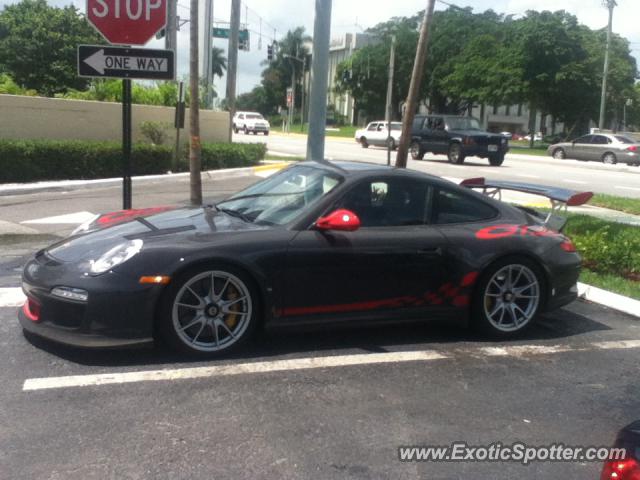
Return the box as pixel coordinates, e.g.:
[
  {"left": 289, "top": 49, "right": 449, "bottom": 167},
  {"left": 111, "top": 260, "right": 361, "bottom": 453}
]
[{"left": 410, "top": 115, "right": 509, "bottom": 166}]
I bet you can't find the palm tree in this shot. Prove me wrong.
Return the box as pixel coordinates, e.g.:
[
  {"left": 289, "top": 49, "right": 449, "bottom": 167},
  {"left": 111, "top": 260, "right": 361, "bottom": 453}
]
[{"left": 210, "top": 47, "right": 227, "bottom": 78}]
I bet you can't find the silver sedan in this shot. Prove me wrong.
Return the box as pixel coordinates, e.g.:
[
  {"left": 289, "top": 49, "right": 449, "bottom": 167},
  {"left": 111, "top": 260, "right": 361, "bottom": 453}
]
[{"left": 547, "top": 133, "right": 640, "bottom": 165}]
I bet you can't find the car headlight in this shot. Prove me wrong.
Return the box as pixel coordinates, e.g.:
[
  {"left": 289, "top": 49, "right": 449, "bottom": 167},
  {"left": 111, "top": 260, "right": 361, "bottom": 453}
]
[{"left": 89, "top": 239, "right": 143, "bottom": 274}]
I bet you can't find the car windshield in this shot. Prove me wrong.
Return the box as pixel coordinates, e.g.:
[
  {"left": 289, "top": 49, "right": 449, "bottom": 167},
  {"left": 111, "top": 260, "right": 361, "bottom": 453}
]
[
  {"left": 247, "top": 114, "right": 264, "bottom": 120},
  {"left": 445, "top": 117, "right": 482, "bottom": 131},
  {"left": 614, "top": 136, "right": 635, "bottom": 144},
  {"left": 391, "top": 123, "right": 402, "bottom": 131},
  {"left": 216, "top": 165, "right": 342, "bottom": 225}
]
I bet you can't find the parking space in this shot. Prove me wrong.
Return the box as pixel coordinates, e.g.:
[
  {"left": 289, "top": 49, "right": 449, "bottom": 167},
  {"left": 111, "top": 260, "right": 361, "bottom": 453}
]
[{"left": 1, "top": 172, "right": 639, "bottom": 479}]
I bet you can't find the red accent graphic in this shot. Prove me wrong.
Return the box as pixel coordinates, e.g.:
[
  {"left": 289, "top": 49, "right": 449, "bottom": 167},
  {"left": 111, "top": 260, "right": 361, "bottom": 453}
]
[
  {"left": 97, "top": 206, "right": 174, "bottom": 227},
  {"left": 87, "top": 0, "right": 168, "bottom": 46},
  {"left": 22, "top": 297, "right": 41, "bottom": 322},
  {"left": 460, "top": 271, "right": 479, "bottom": 287},
  {"left": 281, "top": 271, "right": 479, "bottom": 317},
  {"left": 475, "top": 224, "right": 564, "bottom": 240}
]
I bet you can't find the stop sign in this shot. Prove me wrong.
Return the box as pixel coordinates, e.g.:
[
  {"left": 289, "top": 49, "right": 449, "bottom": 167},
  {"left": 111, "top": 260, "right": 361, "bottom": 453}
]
[{"left": 87, "top": 0, "right": 167, "bottom": 46}]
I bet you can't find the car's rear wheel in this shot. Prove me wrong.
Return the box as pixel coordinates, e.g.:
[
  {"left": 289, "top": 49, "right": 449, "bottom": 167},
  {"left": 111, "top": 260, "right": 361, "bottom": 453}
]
[
  {"left": 360, "top": 137, "right": 369, "bottom": 148},
  {"left": 387, "top": 137, "right": 396, "bottom": 150},
  {"left": 243, "top": 126, "right": 248, "bottom": 135},
  {"left": 602, "top": 152, "right": 617, "bottom": 165},
  {"left": 448, "top": 143, "right": 465, "bottom": 164},
  {"left": 410, "top": 141, "right": 424, "bottom": 160},
  {"left": 552, "top": 148, "right": 566, "bottom": 160},
  {"left": 488, "top": 154, "right": 504, "bottom": 166},
  {"left": 159, "top": 266, "right": 258, "bottom": 357},
  {"left": 472, "top": 258, "right": 544, "bottom": 338}
]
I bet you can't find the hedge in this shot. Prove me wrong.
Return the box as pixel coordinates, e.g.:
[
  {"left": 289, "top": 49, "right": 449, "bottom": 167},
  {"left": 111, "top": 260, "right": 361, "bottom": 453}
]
[{"left": 0, "top": 140, "right": 266, "bottom": 183}]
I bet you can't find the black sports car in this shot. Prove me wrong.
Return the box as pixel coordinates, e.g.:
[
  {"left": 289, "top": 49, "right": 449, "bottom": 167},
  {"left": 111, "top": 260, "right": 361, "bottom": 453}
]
[{"left": 19, "top": 161, "right": 591, "bottom": 357}]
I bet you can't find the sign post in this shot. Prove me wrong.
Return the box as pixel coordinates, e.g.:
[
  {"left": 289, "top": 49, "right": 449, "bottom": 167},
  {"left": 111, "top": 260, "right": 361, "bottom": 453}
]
[{"left": 82, "top": 0, "right": 171, "bottom": 209}]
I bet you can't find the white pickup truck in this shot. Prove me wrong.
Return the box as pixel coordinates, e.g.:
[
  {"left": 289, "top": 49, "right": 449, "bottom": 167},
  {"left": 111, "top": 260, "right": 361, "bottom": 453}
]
[{"left": 355, "top": 121, "right": 402, "bottom": 150}]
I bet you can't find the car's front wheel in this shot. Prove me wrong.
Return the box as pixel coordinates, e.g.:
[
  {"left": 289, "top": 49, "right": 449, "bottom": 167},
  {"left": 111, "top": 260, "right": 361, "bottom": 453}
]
[
  {"left": 410, "top": 141, "right": 424, "bottom": 160},
  {"left": 448, "top": 143, "right": 465, "bottom": 164},
  {"left": 387, "top": 137, "right": 396, "bottom": 150},
  {"left": 472, "top": 258, "right": 544, "bottom": 338},
  {"left": 552, "top": 148, "right": 566, "bottom": 160},
  {"left": 159, "top": 266, "right": 258, "bottom": 357},
  {"left": 360, "top": 137, "right": 369, "bottom": 148}
]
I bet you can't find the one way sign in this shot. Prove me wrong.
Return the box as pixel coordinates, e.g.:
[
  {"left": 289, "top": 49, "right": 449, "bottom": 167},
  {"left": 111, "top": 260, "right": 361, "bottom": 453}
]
[{"left": 78, "top": 45, "right": 175, "bottom": 81}]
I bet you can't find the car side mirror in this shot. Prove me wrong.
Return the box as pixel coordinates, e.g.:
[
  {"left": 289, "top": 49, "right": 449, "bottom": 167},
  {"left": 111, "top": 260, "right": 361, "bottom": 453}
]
[{"left": 315, "top": 209, "right": 361, "bottom": 232}]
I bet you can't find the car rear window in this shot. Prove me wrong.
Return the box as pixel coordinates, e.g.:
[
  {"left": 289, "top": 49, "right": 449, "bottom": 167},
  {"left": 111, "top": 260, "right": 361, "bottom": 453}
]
[
  {"left": 615, "top": 136, "right": 635, "bottom": 144},
  {"left": 432, "top": 188, "right": 497, "bottom": 225}
]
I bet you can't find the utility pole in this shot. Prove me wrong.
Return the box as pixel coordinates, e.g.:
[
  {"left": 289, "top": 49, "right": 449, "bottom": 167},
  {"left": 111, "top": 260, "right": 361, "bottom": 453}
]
[
  {"left": 189, "top": 0, "right": 202, "bottom": 205},
  {"left": 226, "top": 0, "right": 241, "bottom": 139},
  {"left": 395, "top": 0, "right": 436, "bottom": 168},
  {"left": 306, "top": 0, "right": 332, "bottom": 162},
  {"left": 165, "top": 0, "right": 178, "bottom": 52},
  {"left": 599, "top": 0, "right": 617, "bottom": 130},
  {"left": 203, "top": 0, "right": 214, "bottom": 109},
  {"left": 300, "top": 55, "right": 306, "bottom": 132},
  {"left": 290, "top": 65, "right": 295, "bottom": 132},
  {"left": 385, "top": 35, "right": 396, "bottom": 166}
]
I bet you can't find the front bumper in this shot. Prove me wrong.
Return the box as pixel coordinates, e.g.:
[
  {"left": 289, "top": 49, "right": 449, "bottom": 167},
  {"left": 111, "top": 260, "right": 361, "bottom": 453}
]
[
  {"left": 247, "top": 124, "right": 269, "bottom": 132},
  {"left": 19, "top": 254, "right": 161, "bottom": 348},
  {"left": 462, "top": 144, "right": 509, "bottom": 158}
]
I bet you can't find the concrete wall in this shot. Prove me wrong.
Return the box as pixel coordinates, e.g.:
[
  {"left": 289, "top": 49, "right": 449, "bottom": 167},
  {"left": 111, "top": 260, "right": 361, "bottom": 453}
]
[{"left": 0, "top": 94, "right": 230, "bottom": 143}]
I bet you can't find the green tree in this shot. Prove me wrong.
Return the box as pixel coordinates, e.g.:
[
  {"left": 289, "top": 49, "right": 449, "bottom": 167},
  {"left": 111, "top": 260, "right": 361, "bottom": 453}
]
[
  {"left": 209, "top": 46, "right": 227, "bottom": 78},
  {"left": 0, "top": 0, "right": 104, "bottom": 96}
]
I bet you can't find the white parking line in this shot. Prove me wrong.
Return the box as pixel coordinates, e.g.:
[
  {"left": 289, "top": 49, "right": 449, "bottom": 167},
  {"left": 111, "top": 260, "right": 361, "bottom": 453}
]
[
  {"left": 0, "top": 287, "right": 25, "bottom": 307},
  {"left": 563, "top": 179, "right": 588, "bottom": 184},
  {"left": 615, "top": 186, "right": 640, "bottom": 192},
  {"left": 22, "top": 339, "right": 640, "bottom": 391}
]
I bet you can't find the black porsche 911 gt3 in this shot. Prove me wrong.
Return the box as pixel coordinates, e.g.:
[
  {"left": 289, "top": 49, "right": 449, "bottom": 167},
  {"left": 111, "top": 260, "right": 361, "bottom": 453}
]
[{"left": 19, "top": 161, "right": 591, "bottom": 357}]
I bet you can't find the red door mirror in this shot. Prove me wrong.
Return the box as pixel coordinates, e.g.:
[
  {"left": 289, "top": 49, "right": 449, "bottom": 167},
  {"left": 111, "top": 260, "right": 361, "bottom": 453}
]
[{"left": 315, "top": 209, "right": 361, "bottom": 232}]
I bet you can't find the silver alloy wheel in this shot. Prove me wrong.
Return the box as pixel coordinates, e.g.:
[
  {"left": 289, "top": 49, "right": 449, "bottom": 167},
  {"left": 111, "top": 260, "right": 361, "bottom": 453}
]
[
  {"left": 483, "top": 264, "right": 540, "bottom": 332},
  {"left": 172, "top": 270, "right": 252, "bottom": 352},
  {"left": 387, "top": 137, "right": 396, "bottom": 150},
  {"left": 603, "top": 153, "right": 617, "bottom": 165},
  {"left": 553, "top": 148, "right": 566, "bottom": 159}
]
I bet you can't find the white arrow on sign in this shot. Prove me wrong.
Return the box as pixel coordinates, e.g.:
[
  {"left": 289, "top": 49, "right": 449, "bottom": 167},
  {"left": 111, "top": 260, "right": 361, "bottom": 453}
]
[{"left": 83, "top": 49, "right": 169, "bottom": 75}]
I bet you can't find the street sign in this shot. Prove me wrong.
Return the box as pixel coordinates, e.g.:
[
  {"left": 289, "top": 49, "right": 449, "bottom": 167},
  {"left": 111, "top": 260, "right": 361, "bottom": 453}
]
[
  {"left": 78, "top": 45, "right": 175, "bottom": 80},
  {"left": 212, "top": 27, "right": 249, "bottom": 42},
  {"left": 87, "top": 0, "right": 168, "bottom": 45},
  {"left": 286, "top": 87, "right": 293, "bottom": 108}
]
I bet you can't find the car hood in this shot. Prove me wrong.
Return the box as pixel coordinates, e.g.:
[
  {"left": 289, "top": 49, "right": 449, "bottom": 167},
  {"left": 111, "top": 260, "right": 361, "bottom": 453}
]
[{"left": 47, "top": 206, "right": 271, "bottom": 263}]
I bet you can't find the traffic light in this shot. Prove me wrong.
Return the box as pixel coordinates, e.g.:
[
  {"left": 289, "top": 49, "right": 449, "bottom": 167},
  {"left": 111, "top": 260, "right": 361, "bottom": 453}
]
[{"left": 267, "top": 44, "right": 273, "bottom": 61}]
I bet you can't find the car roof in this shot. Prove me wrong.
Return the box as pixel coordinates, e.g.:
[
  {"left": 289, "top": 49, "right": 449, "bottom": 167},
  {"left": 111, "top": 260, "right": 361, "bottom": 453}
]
[{"left": 295, "top": 161, "right": 450, "bottom": 184}]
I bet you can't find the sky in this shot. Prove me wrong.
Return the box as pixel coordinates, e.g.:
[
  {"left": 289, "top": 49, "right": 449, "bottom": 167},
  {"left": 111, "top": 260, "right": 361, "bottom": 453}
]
[{"left": 1, "top": 0, "right": 639, "bottom": 98}]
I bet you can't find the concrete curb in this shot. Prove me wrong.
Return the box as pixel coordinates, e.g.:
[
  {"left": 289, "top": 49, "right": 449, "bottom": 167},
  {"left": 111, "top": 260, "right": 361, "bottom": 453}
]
[
  {"left": 0, "top": 162, "right": 291, "bottom": 197},
  {"left": 577, "top": 282, "right": 640, "bottom": 318}
]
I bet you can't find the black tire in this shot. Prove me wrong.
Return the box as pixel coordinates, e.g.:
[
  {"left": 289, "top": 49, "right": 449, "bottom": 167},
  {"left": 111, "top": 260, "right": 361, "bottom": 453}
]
[
  {"left": 233, "top": 124, "right": 239, "bottom": 134},
  {"left": 158, "top": 264, "right": 260, "bottom": 358},
  {"left": 552, "top": 148, "right": 566, "bottom": 160},
  {"left": 243, "top": 126, "right": 248, "bottom": 135},
  {"left": 488, "top": 154, "right": 504, "bottom": 166},
  {"left": 471, "top": 256, "right": 546, "bottom": 339},
  {"left": 264, "top": 131, "right": 270, "bottom": 136},
  {"left": 410, "top": 141, "right": 424, "bottom": 160},
  {"left": 387, "top": 137, "right": 396, "bottom": 150},
  {"left": 602, "top": 152, "right": 617, "bottom": 165},
  {"left": 448, "top": 143, "right": 465, "bottom": 164},
  {"left": 360, "top": 137, "right": 369, "bottom": 148}
]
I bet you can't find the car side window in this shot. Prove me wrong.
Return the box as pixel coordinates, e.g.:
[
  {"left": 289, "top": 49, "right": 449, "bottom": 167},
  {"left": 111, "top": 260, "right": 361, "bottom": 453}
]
[
  {"left": 412, "top": 117, "right": 425, "bottom": 130},
  {"left": 432, "top": 188, "right": 497, "bottom": 225},
  {"left": 574, "top": 135, "right": 592, "bottom": 144},
  {"left": 367, "top": 123, "right": 378, "bottom": 131},
  {"left": 239, "top": 114, "right": 244, "bottom": 120},
  {"left": 592, "top": 135, "right": 610, "bottom": 145},
  {"left": 339, "top": 178, "right": 429, "bottom": 227}
]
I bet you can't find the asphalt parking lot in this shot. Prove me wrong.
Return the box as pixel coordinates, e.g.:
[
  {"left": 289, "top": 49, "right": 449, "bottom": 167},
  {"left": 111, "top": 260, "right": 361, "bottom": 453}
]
[{"left": 1, "top": 175, "right": 639, "bottom": 479}]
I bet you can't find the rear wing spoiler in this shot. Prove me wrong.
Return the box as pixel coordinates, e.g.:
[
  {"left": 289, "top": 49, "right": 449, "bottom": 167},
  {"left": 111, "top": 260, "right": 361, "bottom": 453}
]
[{"left": 460, "top": 177, "right": 593, "bottom": 229}]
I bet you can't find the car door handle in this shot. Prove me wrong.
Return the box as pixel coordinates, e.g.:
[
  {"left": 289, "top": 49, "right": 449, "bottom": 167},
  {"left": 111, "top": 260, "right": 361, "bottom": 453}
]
[{"left": 418, "top": 247, "right": 442, "bottom": 256}]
